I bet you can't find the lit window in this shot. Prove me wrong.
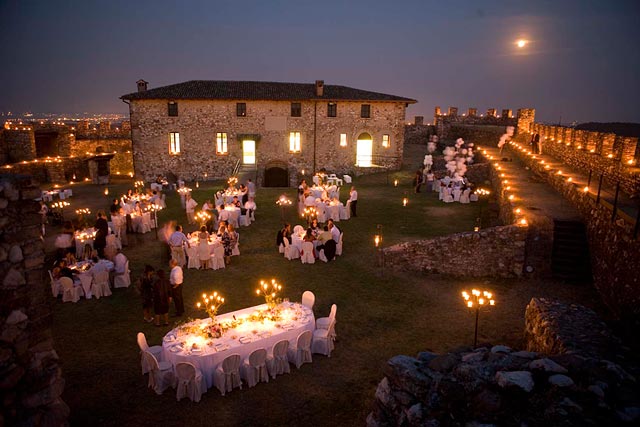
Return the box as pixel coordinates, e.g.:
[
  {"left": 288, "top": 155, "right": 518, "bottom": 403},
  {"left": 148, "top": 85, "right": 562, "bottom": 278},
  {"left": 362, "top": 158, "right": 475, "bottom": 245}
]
[
  {"left": 382, "top": 134, "right": 390, "bottom": 148},
  {"left": 237, "top": 103, "right": 246, "bottom": 117},
  {"left": 169, "top": 132, "right": 180, "bottom": 154},
  {"left": 289, "top": 131, "right": 301, "bottom": 153},
  {"left": 216, "top": 132, "right": 228, "bottom": 154},
  {"left": 361, "top": 104, "right": 371, "bottom": 118},
  {"left": 291, "top": 103, "right": 301, "bottom": 117},
  {"left": 328, "top": 103, "right": 337, "bottom": 118},
  {"left": 168, "top": 102, "right": 178, "bottom": 116},
  {"left": 340, "top": 133, "right": 347, "bottom": 147}
]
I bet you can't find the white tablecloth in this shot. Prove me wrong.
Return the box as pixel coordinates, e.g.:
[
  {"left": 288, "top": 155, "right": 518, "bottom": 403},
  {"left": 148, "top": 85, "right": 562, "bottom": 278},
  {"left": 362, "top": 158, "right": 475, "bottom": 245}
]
[{"left": 162, "top": 303, "right": 314, "bottom": 389}]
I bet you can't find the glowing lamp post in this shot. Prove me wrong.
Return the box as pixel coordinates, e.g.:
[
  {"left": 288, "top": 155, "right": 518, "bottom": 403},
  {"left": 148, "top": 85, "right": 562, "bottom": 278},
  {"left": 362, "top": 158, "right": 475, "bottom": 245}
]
[
  {"left": 276, "top": 195, "right": 292, "bottom": 222},
  {"left": 374, "top": 224, "right": 384, "bottom": 275},
  {"left": 147, "top": 203, "right": 163, "bottom": 239},
  {"left": 462, "top": 289, "right": 496, "bottom": 348}
]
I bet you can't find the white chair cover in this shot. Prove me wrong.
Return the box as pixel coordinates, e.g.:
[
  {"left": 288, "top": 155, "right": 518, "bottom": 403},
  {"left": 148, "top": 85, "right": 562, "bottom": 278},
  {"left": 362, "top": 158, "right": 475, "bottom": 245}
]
[
  {"left": 460, "top": 188, "right": 471, "bottom": 204},
  {"left": 64, "top": 189, "right": 73, "bottom": 197},
  {"left": 266, "top": 340, "right": 290, "bottom": 379},
  {"left": 231, "top": 234, "right": 240, "bottom": 256},
  {"left": 312, "top": 321, "right": 336, "bottom": 357},
  {"left": 278, "top": 243, "right": 285, "bottom": 254},
  {"left": 239, "top": 214, "right": 250, "bottom": 227},
  {"left": 197, "top": 241, "right": 212, "bottom": 269},
  {"left": 175, "top": 362, "right": 204, "bottom": 402},
  {"left": 186, "top": 246, "right": 200, "bottom": 269},
  {"left": 300, "top": 241, "right": 315, "bottom": 264},
  {"left": 159, "top": 193, "right": 167, "bottom": 208},
  {"left": 287, "top": 330, "right": 312, "bottom": 369},
  {"left": 114, "top": 260, "right": 131, "bottom": 288},
  {"left": 318, "top": 249, "right": 328, "bottom": 262},
  {"left": 137, "top": 332, "right": 163, "bottom": 375},
  {"left": 211, "top": 245, "right": 226, "bottom": 270},
  {"left": 214, "top": 354, "right": 242, "bottom": 396},
  {"left": 336, "top": 233, "right": 343, "bottom": 256},
  {"left": 283, "top": 239, "right": 300, "bottom": 260},
  {"left": 340, "top": 200, "right": 350, "bottom": 220},
  {"left": 141, "top": 212, "right": 152, "bottom": 232},
  {"left": 49, "top": 270, "right": 62, "bottom": 297},
  {"left": 301, "top": 291, "right": 315, "bottom": 309},
  {"left": 316, "top": 204, "right": 327, "bottom": 223},
  {"left": 60, "top": 277, "right": 83, "bottom": 303},
  {"left": 293, "top": 225, "right": 304, "bottom": 235},
  {"left": 343, "top": 175, "right": 352, "bottom": 184},
  {"left": 228, "top": 210, "right": 240, "bottom": 228},
  {"left": 470, "top": 193, "right": 479, "bottom": 202},
  {"left": 453, "top": 188, "right": 462, "bottom": 202},
  {"left": 241, "top": 348, "right": 269, "bottom": 388},
  {"left": 77, "top": 273, "right": 93, "bottom": 299},
  {"left": 316, "top": 304, "right": 337, "bottom": 341},
  {"left": 443, "top": 188, "right": 454, "bottom": 203},
  {"left": 142, "top": 351, "right": 175, "bottom": 395},
  {"left": 91, "top": 271, "right": 112, "bottom": 299}
]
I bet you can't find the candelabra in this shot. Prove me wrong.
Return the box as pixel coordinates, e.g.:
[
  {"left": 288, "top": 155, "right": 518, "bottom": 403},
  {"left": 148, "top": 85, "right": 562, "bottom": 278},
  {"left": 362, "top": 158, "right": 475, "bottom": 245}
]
[
  {"left": 276, "top": 195, "right": 292, "bottom": 222},
  {"left": 461, "top": 289, "right": 496, "bottom": 348}
]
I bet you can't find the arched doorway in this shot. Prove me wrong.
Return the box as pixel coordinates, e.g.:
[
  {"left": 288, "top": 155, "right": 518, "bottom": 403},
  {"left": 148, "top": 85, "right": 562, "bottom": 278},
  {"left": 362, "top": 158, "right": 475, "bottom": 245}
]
[
  {"left": 356, "top": 132, "right": 373, "bottom": 167},
  {"left": 264, "top": 161, "right": 289, "bottom": 187}
]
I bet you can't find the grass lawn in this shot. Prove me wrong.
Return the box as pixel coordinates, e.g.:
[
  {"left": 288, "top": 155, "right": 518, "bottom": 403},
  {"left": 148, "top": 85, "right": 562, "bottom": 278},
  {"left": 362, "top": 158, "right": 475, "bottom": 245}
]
[{"left": 49, "top": 144, "right": 603, "bottom": 426}]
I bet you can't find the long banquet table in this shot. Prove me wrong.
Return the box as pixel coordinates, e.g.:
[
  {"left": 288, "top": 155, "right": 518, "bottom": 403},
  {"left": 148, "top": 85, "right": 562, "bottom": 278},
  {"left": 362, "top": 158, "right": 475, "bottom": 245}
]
[{"left": 162, "top": 302, "right": 314, "bottom": 389}]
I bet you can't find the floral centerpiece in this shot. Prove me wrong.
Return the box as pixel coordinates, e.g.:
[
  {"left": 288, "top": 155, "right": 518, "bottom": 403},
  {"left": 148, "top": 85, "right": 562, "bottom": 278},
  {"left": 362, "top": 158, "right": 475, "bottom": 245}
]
[
  {"left": 196, "top": 292, "right": 225, "bottom": 338},
  {"left": 256, "top": 279, "right": 283, "bottom": 310}
]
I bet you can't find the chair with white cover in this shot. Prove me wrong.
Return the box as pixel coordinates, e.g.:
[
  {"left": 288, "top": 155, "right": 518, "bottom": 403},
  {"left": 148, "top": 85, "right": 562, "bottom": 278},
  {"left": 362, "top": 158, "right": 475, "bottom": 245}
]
[
  {"left": 278, "top": 242, "right": 285, "bottom": 254},
  {"left": 104, "top": 234, "right": 118, "bottom": 260},
  {"left": 114, "top": 260, "right": 131, "bottom": 288},
  {"left": 343, "top": 174, "right": 352, "bottom": 184},
  {"left": 335, "top": 233, "right": 343, "bottom": 256},
  {"left": 137, "top": 332, "right": 163, "bottom": 375},
  {"left": 452, "top": 188, "right": 462, "bottom": 202},
  {"left": 287, "top": 330, "right": 313, "bottom": 369},
  {"left": 312, "top": 175, "right": 320, "bottom": 186},
  {"left": 459, "top": 188, "right": 471, "bottom": 204},
  {"left": 283, "top": 239, "right": 300, "bottom": 260},
  {"left": 443, "top": 188, "right": 454, "bottom": 203},
  {"left": 142, "top": 350, "right": 175, "bottom": 395},
  {"left": 239, "top": 213, "right": 250, "bottom": 227},
  {"left": 340, "top": 200, "right": 351, "bottom": 220},
  {"left": 293, "top": 225, "right": 304, "bottom": 235},
  {"left": 266, "top": 340, "right": 290, "bottom": 379},
  {"left": 175, "top": 362, "right": 204, "bottom": 402},
  {"left": 301, "top": 291, "right": 315, "bottom": 309},
  {"left": 312, "top": 319, "right": 336, "bottom": 357},
  {"left": 141, "top": 212, "right": 152, "bottom": 233},
  {"left": 77, "top": 273, "right": 93, "bottom": 299},
  {"left": 159, "top": 193, "right": 167, "bottom": 208},
  {"left": 241, "top": 348, "right": 269, "bottom": 388},
  {"left": 211, "top": 244, "right": 226, "bottom": 270},
  {"left": 197, "top": 241, "right": 212, "bottom": 269},
  {"left": 315, "top": 203, "right": 326, "bottom": 223},
  {"left": 300, "top": 241, "right": 315, "bottom": 264},
  {"left": 186, "top": 246, "right": 200, "bottom": 269},
  {"left": 59, "top": 191, "right": 66, "bottom": 200},
  {"left": 49, "top": 270, "right": 62, "bottom": 297},
  {"left": 60, "top": 277, "right": 83, "bottom": 303},
  {"left": 64, "top": 189, "right": 73, "bottom": 198},
  {"left": 231, "top": 234, "right": 240, "bottom": 256},
  {"left": 214, "top": 354, "right": 242, "bottom": 396},
  {"left": 316, "top": 304, "right": 337, "bottom": 340},
  {"left": 91, "top": 271, "right": 112, "bottom": 299}
]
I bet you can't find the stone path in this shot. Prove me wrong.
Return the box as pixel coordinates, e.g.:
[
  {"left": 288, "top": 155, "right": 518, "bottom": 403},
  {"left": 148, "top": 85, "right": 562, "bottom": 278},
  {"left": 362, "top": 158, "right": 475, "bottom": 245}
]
[{"left": 479, "top": 145, "right": 582, "bottom": 222}]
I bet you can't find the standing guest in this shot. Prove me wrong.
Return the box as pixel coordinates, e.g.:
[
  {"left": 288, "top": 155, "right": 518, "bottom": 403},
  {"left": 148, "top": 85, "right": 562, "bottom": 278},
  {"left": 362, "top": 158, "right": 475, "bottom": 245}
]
[
  {"left": 277, "top": 223, "right": 292, "bottom": 247},
  {"left": 153, "top": 269, "right": 170, "bottom": 326},
  {"left": 414, "top": 169, "right": 423, "bottom": 193},
  {"left": 109, "top": 198, "right": 120, "bottom": 215},
  {"left": 217, "top": 224, "right": 232, "bottom": 265},
  {"left": 93, "top": 211, "right": 108, "bottom": 258},
  {"left": 244, "top": 197, "right": 257, "bottom": 221},
  {"left": 349, "top": 186, "right": 358, "bottom": 217},
  {"left": 534, "top": 133, "right": 541, "bottom": 154},
  {"left": 227, "top": 224, "right": 239, "bottom": 257},
  {"left": 140, "top": 265, "right": 155, "bottom": 323},
  {"left": 113, "top": 207, "right": 128, "bottom": 247},
  {"left": 425, "top": 171, "right": 435, "bottom": 192},
  {"left": 328, "top": 219, "right": 341, "bottom": 243},
  {"left": 185, "top": 194, "right": 198, "bottom": 225},
  {"left": 197, "top": 226, "right": 211, "bottom": 269},
  {"left": 169, "top": 259, "right": 184, "bottom": 317},
  {"left": 202, "top": 199, "right": 213, "bottom": 214},
  {"left": 167, "top": 225, "right": 190, "bottom": 268},
  {"left": 247, "top": 179, "right": 256, "bottom": 199},
  {"left": 218, "top": 205, "right": 230, "bottom": 226},
  {"left": 39, "top": 201, "right": 48, "bottom": 227},
  {"left": 239, "top": 184, "right": 249, "bottom": 205}
]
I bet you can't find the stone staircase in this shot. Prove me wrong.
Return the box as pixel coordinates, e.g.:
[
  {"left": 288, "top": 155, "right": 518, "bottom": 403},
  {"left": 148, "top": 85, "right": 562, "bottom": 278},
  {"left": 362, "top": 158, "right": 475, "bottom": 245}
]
[
  {"left": 551, "top": 220, "right": 592, "bottom": 281},
  {"left": 236, "top": 164, "right": 257, "bottom": 186}
]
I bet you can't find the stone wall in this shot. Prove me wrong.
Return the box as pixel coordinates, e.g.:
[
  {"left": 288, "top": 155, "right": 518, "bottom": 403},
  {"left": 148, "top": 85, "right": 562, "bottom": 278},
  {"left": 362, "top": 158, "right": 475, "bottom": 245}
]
[
  {"left": 129, "top": 99, "right": 407, "bottom": 185},
  {"left": 1, "top": 158, "right": 89, "bottom": 185},
  {"left": 383, "top": 224, "right": 526, "bottom": 278},
  {"left": 71, "top": 138, "right": 133, "bottom": 177},
  {"left": 447, "top": 124, "right": 507, "bottom": 147},
  {"left": 527, "top": 123, "right": 639, "bottom": 196},
  {"left": 0, "top": 175, "right": 69, "bottom": 426},
  {"left": 434, "top": 107, "right": 532, "bottom": 139},
  {"left": 1, "top": 129, "right": 36, "bottom": 163},
  {"left": 505, "top": 142, "right": 640, "bottom": 321},
  {"left": 404, "top": 124, "right": 435, "bottom": 145}
]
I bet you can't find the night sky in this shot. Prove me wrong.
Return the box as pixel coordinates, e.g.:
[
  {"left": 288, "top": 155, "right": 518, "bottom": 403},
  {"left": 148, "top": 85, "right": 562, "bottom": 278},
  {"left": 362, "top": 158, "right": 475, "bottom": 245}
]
[{"left": 1, "top": 0, "right": 639, "bottom": 123}]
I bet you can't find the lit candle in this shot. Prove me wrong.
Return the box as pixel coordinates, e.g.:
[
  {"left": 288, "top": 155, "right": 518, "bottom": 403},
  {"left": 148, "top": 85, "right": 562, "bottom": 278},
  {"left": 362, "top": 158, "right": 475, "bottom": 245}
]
[{"left": 402, "top": 198, "right": 408, "bottom": 207}]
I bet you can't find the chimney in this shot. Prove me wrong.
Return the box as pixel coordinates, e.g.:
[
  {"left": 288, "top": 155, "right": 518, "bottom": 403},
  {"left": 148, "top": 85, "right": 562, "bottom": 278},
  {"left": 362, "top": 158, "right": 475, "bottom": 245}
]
[
  {"left": 315, "top": 80, "right": 324, "bottom": 97},
  {"left": 136, "top": 79, "right": 148, "bottom": 93}
]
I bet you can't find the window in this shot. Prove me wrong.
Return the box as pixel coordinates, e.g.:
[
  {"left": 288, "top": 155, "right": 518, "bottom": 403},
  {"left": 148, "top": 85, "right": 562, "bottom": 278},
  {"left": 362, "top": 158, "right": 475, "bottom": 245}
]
[
  {"left": 327, "top": 103, "right": 337, "bottom": 117},
  {"left": 361, "top": 104, "right": 371, "bottom": 118},
  {"left": 289, "top": 131, "right": 301, "bottom": 153},
  {"left": 382, "top": 134, "right": 390, "bottom": 148},
  {"left": 216, "top": 132, "right": 228, "bottom": 154},
  {"left": 169, "top": 132, "right": 180, "bottom": 154},
  {"left": 340, "top": 133, "right": 347, "bottom": 147},
  {"left": 168, "top": 102, "right": 178, "bottom": 116},
  {"left": 236, "top": 103, "right": 246, "bottom": 117},
  {"left": 291, "top": 102, "right": 301, "bottom": 117}
]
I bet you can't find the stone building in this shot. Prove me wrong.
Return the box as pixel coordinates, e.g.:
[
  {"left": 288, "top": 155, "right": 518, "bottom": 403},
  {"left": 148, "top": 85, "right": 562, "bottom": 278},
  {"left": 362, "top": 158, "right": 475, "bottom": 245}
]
[{"left": 120, "top": 80, "right": 416, "bottom": 186}]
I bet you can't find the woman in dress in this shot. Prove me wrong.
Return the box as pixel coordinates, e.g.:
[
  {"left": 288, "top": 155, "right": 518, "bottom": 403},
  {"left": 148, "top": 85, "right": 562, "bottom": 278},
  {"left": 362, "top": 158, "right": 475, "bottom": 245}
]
[
  {"left": 217, "top": 224, "right": 232, "bottom": 265},
  {"left": 140, "top": 265, "right": 155, "bottom": 323},
  {"left": 153, "top": 269, "right": 170, "bottom": 326},
  {"left": 197, "top": 226, "right": 211, "bottom": 269},
  {"left": 227, "top": 223, "right": 239, "bottom": 258}
]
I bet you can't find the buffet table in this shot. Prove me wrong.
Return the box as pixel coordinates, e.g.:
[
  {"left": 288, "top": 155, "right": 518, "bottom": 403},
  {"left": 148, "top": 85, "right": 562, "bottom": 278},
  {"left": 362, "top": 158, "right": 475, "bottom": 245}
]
[{"left": 161, "top": 302, "right": 314, "bottom": 389}]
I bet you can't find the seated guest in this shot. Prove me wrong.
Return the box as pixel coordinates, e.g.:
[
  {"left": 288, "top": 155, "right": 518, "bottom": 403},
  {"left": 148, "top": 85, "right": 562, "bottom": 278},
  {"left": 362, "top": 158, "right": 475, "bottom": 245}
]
[
  {"left": 109, "top": 198, "right": 120, "bottom": 215},
  {"left": 57, "top": 260, "right": 74, "bottom": 279},
  {"left": 281, "top": 223, "right": 292, "bottom": 245},
  {"left": 244, "top": 197, "right": 256, "bottom": 219},
  {"left": 303, "top": 228, "right": 316, "bottom": 243},
  {"left": 317, "top": 226, "right": 336, "bottom": 261},
  {"left": 328, "top": 219, "right": 341, "bottom": 243},
  {"left": 202, "top": 199, "right": 213, "bottom": 213},
  {"left": 218, "top": 205, "right": 230, "bottom": 225},
  {"left": 89, "top": 256, "right": 110, "bottom": 274},
  {"left": 309, "top": 219, "right": 320, "bottom": 237},
  {"left": 304, "top": 192, "right": 316, "bottom": 207}
]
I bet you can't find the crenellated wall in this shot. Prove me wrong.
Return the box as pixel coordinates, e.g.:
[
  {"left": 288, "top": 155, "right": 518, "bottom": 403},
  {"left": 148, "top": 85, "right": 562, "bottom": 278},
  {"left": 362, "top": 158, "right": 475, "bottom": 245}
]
[
  {"left": 434, "top": 107, "right": 534, "bottom": 139},
  {"left": 526, "top": 123, "right": 639, "bottom": 196}
]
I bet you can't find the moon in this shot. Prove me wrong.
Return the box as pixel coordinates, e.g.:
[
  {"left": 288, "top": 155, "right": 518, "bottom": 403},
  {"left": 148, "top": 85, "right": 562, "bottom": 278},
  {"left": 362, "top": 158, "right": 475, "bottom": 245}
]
[{"left": 516, "top": 39, "right": 527, "bottom": 48}]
